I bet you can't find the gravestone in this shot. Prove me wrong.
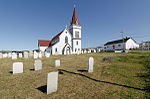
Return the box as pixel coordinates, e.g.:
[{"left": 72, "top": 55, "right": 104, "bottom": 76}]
[
  {"left": 24, "top": 52, "right": 29, "bottom": 59},
  {"left": 13, "top": 62, "right": 23, "bottom": 74},
  {"left": 34, "top": 60, "right": 42, "bottom": 71},
  {"left": 19, "top": 53, "right": 23, "bottom": 58},
  {"left": 88, "top": 57, "right": 94, "bottom": 73},
  {"left": 8, "top": 53, "right": 12, "bottom": 58},
  {"left": 29, "top": 51, "right": 33, "bottom": 57},
  {"left": 55, "top": 60, "right": 60, "bottom": 67},
  {"left": 34, "top": 51, "right": 38, "bottom": 59},
  {"left": 0, "top": 53, "right": 2, "bottom": 58},
  {"left": 47, "top": 72, "right": 58, "bottom": 94},
  {"left": 45, "top": 52, "right": 50, "bottom": 58},
  {"left": 38, "top": 52, "right": 42, "bottom": 58},
  {"left": 3, "top": 53, "right": 8, "bottom": 58},
  {"left": 103, "top": 57, "right": 114, "bottom": 62},
  {"left": 12, "top": 53, "right": 17, "bottom": 60},
  {"left": 42, "top": 52, "right": 45, "bottom": 57}
]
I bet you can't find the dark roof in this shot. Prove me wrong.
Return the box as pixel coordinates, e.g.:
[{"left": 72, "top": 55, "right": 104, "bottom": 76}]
[
  {"left": 70, "top": 7, "right": 81, "bottom": 26},
  {"left": 104, "top": 37, "right": 131, "bottom": 46},
  {"left": 38, "top": 40, "right": 50, "bottom": 46}
]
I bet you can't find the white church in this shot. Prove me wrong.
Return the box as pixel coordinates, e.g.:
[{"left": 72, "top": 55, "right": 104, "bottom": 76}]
[{"left": 38, "top": 7, "right": 82, "bottom": 55}]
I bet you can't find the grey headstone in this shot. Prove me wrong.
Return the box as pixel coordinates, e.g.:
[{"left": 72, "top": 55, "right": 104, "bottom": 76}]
[
  {"left": 24, "top": 52, "right": 29, "bottom": 59},
  {"left": 55, "top": 60, "right": 60, "bottom": 67},
  {"left": 47, "top": 72, "right": 58, "bottom": 94},
  {"left": 29, "top": 51, "right": 33, "bottom": 57},
  {"left": 12, "top": 53, "right": 17, "bottom": 60},
  {"left": 103, "top": 57, "right": 114, "bottom": 62},
  {"left": 13, "top": 62, "right": 23, "bottom": 74},
  {"left": 34, "top": 60, "right": 42, "bottom": 71},
  {"left": 88, "top": 57, "right": 94, "bottom": 73}
]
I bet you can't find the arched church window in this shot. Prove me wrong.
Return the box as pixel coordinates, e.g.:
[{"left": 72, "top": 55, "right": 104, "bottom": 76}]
[
  {"left": 75, "top": 48, "right": 77, "bottom": 52},
  {"left": 65, "top": 36, "right": 68, "bottom": 43}
]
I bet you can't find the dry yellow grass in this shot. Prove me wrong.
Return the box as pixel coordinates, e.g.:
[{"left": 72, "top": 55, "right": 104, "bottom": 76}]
[{"left": 0, "top": 52, "right": 147, "bottom": 99}]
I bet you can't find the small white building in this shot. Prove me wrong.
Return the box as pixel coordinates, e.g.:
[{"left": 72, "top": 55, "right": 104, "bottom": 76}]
[
  {"left": 104, "top": 37, "right": 139, "bottom": 51},
  {"left": 38, "top": 7, "right": 82, "bottom": 55},
  {"left": 38, "top": 40, "right": 50, "bottom": 52}
]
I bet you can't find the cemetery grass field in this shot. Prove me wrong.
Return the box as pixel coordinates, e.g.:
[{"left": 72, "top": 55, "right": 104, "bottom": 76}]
[{"left": 0, "top": 52, "right": 150, "bottom": 99}]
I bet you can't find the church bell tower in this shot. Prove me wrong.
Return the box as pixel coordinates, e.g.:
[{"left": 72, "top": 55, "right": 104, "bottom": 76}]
[{"left": 69, "top": 6, "right": 82, "bottom": 54}]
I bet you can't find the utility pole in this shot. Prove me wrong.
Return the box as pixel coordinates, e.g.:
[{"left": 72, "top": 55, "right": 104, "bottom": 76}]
[
  {"left": 121, "top": 29, "right": 125, "bottom": 52},
  {"left": 148, "top": 41, "right": 149, "bottom": 51}
]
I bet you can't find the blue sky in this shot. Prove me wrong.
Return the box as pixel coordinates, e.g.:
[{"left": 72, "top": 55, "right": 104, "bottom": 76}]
[{"left": 0, "top": 0, "right": 150, "bottom": 50}]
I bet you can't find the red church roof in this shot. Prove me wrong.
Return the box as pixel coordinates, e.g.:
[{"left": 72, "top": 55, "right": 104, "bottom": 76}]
[
  {"left": 71, "top": 7, "right": 81, "bottom": 26},
  {"left": 38, "top": 40, "right": 50, "bottom": 46},
  {"left": 48, "top": 30, "right": 64, "bottom": 48}
]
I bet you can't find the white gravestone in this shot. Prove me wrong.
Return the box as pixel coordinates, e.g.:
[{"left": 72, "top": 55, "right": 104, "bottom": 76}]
[
  {"left": 24, "top": 52, "right": 29, "bottom": 59},
  {"left": 34, "top": 51, "right": 38, "bottom": 59},
  {"left": 38, "top": 52, "right": 42, "bottom": 58},
  {"left": 29, "top": 51, "right": 33, "bottom": 57},
  {"left": 88, "top": 57, "right": 94, "bottom": 73},
  {"left": 47, "top": 72, "right": 58, "bottom": 94},
  {"left": 0, "top": 53, "right": 2, "bottom": 58},
  {"left": 12, "top": 53, "right": 17, "bottom": 60},
  {"left": 8, "top": 53, "right": 12, "bottom": 58},
  {"left": 19, "top": 53, "right": 23, "bottom": 58},
  {"left": 45, "top": 53, "right": 50, "bottom": 58},
  {"left": 55, "top": 60, "right": 60, "bottom": 67},
  {"left": 3, "top": 53, "right": 8, "bottom": 58},
  {"left": 34, "top": 60, "right": 42, "bottom": 71},
  {"left": 13, "top": 62, "right": 23, "bottom": 74}
]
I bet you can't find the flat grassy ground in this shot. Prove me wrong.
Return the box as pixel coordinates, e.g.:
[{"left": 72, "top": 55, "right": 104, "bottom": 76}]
[{"left": 0, "top": 52, "right": 150, "bottom": 99}]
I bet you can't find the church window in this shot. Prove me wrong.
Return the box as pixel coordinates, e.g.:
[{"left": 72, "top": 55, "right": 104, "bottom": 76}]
[
  {"left": 65, "top": 36, "right": 68, "bottom": 43},
  {"left": 55, "top": 48, "right": 57, "bottom": 52},
  {"left": 75, "top": 48, "right": 77, "bottom": 52},
  {"left": 76, "top": 41, "right": 78, "bottom": 45},
  {"left": 75, "top": 31, "right": 79, "bottom": 38}
]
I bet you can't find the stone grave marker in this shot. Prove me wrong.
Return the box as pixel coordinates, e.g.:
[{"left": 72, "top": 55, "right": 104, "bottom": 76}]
[
  {"left": 47, "top": 72, "right": 58, "bottom": 94},
  {"left": 45, "top": 52, "right": 50, "bottom": 58},
  {"left": 34, "top": 51, "right": 38, "bottom": 59},
  {"left": 19, "top": 53, "right": 23, "bottom": 58},
  {"left": 34, "top": 60, "right": 42, "bottom": 71},
  {"left": 38, "top": 52, "right": 42, "bottom": 58},
  {"left": 8, "top": 53, "right": 12, "bottom": 58},
  {"left": 13, "top": 62, "right": 23, "bottom": 74},
  {"left": 55, "top": 60, "right": 60, "bottom": 67},
  {"left": 29, "top": 51, "right": 33, "bottom": 57},
  {"left": 24, "top": 52, "right": 29, "bottom": 59},
  {"left": 3, "top": 53, "right": 8, "bottom": 58},
  {"left": 12, "top": 53, "right": 17, "bottom": 60},
  {"left": 0, "top": 53, "right": 2, "bottom": 58},
  {"left": 88, "top": 57, "right": 94, "bottom": 73}
]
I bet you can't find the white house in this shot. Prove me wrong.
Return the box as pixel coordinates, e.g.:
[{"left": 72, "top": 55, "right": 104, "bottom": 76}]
[
  {"left": 38, "top": 7, "right": 82, "bottom": 55},
  {"left": 104, "top": 37, "right": 139, "bottom": 51}
]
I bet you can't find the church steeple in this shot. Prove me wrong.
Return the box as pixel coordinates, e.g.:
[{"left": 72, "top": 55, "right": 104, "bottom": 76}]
[{"left": 70, "top": 6, "right": 81, "bottom": 26}]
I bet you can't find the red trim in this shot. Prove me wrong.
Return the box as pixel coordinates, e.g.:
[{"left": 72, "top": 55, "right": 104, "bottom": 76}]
[{"left": 38, "top": 40, "right": 50, "bottom": 46}]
